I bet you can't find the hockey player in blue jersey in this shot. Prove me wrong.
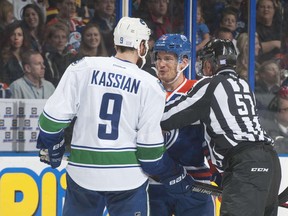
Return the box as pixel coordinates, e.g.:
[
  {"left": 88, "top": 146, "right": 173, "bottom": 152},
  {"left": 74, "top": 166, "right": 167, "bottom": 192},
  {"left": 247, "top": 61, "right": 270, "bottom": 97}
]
[
  {"left": 36, "top": 17, "right": 197, "bottom": 216},
  {"left": 149, "top": 34, "right": 217, "bottom": 216}
]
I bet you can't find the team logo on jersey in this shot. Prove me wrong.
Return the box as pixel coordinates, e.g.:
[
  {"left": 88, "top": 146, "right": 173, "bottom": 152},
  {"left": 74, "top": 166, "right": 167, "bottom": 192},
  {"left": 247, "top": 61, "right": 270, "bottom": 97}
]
[
  {"left": 135, "top": 212, "right": 141, "bottom": 216},
  {"left": 164, "top": 129, "right": 179, "bottom": 149},
  {"left": 159, "top": 35, "right": 168, "bottom": 41},
  {"left": 181, "top": 35, "right": 188, "bottom": 41},
  {"left": 139, "top": 18, "right": 146, "bottom": 25}
]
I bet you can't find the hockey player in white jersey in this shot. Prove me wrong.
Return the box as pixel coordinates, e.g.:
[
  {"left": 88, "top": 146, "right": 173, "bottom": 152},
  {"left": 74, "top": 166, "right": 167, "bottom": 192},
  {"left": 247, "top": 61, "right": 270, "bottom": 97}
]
[{"left": 36, "top": 17, "right": 195, "bottom": 216}]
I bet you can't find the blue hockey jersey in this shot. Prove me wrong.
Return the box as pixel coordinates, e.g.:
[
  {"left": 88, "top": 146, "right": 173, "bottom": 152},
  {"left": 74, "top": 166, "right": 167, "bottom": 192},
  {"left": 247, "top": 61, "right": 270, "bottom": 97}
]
[{"left": 164, "top": 78, "right": 212, "bottom": 181}]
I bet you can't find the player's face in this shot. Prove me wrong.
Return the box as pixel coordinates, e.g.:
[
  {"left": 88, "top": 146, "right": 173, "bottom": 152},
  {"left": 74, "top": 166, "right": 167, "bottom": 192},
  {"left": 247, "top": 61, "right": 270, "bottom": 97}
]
[
  {"left": 155, "top": 51, "right": 178, "bottom": 83},
  {"left": 26, "top": 54, "right": 45, "bottom": 80},
  {"left": 83, "top": 26, "right": 101, "bottom": 49}
]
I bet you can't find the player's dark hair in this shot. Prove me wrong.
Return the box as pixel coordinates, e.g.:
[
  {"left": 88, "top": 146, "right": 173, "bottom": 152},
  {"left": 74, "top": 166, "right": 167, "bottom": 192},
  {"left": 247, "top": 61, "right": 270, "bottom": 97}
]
[{"left": 115, "top": 46, "right": 135, "bottom": 53}]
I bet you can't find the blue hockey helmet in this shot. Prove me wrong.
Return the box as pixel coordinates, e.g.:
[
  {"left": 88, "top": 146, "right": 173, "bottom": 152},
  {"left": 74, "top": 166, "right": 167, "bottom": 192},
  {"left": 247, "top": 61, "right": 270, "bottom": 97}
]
[{"left": 153, "top": 34, "right": 191, "bottom": 63}]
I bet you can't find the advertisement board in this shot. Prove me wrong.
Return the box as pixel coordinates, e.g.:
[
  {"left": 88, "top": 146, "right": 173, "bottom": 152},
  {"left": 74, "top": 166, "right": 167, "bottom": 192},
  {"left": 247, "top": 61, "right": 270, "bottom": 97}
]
[{"left": 0, "top": 154, "right": 287, "bottom": 216}]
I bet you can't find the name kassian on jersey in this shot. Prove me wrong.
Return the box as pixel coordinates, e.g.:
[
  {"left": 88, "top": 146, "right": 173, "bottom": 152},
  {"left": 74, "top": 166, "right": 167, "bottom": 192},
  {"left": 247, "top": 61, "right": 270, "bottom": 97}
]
[{"left": 90, "top": 70, "right": 141, "bottom": 94}]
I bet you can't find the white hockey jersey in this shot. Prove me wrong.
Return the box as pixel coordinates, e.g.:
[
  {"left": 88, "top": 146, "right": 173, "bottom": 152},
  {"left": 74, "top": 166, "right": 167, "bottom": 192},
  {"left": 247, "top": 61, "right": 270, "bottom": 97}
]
[{"left": 39, "top": 56, "right": 167, "bottom": 191}]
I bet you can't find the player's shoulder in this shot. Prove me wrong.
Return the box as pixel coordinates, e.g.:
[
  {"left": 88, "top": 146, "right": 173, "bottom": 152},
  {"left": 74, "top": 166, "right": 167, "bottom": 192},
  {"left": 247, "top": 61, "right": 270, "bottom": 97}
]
[
  {"left": 137, "top": 69, "right": 165, "bottom": 93},
  {"left": 71, "top": 56, "right": 108, "bottom": 66},
  {"left": 68, "top": 56, "right": 110, "bottom": 75}
]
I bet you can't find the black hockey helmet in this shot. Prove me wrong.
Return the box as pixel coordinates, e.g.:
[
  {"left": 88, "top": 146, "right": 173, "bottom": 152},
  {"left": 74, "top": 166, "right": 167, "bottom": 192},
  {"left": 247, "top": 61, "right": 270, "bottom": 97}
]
[{"left": 196, "top": 39, "right": 237, "bottom": 76}]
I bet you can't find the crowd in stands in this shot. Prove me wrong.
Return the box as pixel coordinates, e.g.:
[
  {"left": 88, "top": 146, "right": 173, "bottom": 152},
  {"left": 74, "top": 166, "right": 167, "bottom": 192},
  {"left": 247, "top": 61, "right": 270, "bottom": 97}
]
[{"left": 0, "top": 0, "right": 288, "bottom": 153}]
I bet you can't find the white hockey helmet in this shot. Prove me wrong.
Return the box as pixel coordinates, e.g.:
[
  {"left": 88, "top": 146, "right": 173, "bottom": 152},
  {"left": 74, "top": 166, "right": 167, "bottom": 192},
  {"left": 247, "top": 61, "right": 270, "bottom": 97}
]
[{"left": 114, "top": 16, "right": 151, "bottom": 68}]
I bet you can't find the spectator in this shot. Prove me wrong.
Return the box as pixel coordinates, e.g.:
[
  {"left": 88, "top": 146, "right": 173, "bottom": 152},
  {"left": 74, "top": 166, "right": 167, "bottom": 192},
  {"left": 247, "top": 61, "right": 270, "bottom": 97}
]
[
  {"left": 45, "top": 0, "right": 58, "bottom": 23},
  {"left": 198, "top": 0, "right": 226, "bottom": 36},
  {"left": 0, "top": 0, "right": 14, "bottom": 44},
  {"left": 0, "top": 82, "right": 12, "bottom": 98},
  {"left": 281, "top": 0, "right": 288, "bottom": 41},
  {"left": 256, "top": 0, "right": 282, "bottom": 63},
  {"left": 42, "top": 22, "right": 76, "bottom": 87},
  {"left": 9, "top": 50, "right": 55, "bottom": 99},
  {"left": 278, "top": 34, "right": 288, "bottom": 73},
  {"left": 0, "top": 20, "right": 31, "bottom": 84},
  {"left": 74, "top": 22, "right": 108, "bottom": 60},
  {"left": 196, "top": 3, "right": 211, "bottom": 53},
  {"left": 89, "top": 0, "right": 116, "bottom": 56},
  {"left": 84, "top": 0, "right": 96, "bottom": 19},
  {"left": 225, "top": 0, "right": 248, "bottom": 38},
  {"left": 139, "top": 0, "right": 173, "bottom": 41},
  {"left": 255, "top": 59, "right": 281, "bottom": 119},
  {"left": 260, "top": 80, "right": 288, "bottom": 153},
  {"left": 219, "top": 8, "right": 238, "bottom": 38},
  {"left": 170, "top": 0, "right": 185, "bottom": 34},
  {"left": 7, "top": 0, "right": 46, "bottom": 21},
  {"left": 47, "top": 0, "right": 85, "bottom": 52},
  {"left": 21, "top": 4, "right": 46, "bottom": 53},
  {"left": 76, "top": 0, "right": 90, "bottom": 24},
  {"left": 132, "top": 0, "right": 149, "bottom": 18},
  {"left": 236, "top": 32, "right": 261, "bottom": 80}
]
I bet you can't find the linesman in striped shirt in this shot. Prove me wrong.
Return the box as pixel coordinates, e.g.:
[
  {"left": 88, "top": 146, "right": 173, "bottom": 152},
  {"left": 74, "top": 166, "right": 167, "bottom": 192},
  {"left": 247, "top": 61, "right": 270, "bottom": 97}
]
[{"left": 161, "top": 38, "right": 281, "bottom": 216}]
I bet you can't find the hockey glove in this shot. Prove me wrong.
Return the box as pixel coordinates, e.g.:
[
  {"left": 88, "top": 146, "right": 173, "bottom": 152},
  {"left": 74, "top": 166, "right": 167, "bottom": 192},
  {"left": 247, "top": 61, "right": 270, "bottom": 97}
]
[
  {"left": 161, "top": 167, "right": 195, "bottom": 195},
  {"left": 38, "top": 140, "right": 65, "bottom": 168},
  {"left": 37, "top": 128, "right": 66, "bottom": 168},
  {"left": 39, "top": 148, "right": 50, "bottom": 165}
]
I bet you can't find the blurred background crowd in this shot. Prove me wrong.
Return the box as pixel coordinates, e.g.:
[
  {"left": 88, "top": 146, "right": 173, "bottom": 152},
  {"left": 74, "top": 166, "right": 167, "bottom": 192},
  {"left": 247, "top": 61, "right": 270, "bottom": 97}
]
[{"left": 0, "top": 0, "right": 288, "bottom": 154}]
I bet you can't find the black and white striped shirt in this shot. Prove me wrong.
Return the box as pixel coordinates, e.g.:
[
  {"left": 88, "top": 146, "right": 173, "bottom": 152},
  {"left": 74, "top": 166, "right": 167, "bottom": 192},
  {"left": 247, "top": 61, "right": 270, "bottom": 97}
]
[{"left": 161, "top": 69, "right": 273, "bottom": 170}]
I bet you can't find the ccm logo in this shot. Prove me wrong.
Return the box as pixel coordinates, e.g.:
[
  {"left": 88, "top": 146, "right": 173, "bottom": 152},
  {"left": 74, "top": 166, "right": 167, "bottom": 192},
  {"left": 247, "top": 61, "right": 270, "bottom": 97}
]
[{"left": 251, "top": 168, "right": 269, "bottom": 172}]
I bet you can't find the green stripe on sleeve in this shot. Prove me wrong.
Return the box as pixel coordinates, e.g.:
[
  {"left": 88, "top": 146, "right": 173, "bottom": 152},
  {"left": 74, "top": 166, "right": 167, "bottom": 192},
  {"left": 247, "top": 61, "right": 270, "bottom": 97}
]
[
  {"left": 136, "top": 145, "right": 166, "bottom": 160},
  {"left": 39, "top": 113, "right": 70, "bottom": 132}
]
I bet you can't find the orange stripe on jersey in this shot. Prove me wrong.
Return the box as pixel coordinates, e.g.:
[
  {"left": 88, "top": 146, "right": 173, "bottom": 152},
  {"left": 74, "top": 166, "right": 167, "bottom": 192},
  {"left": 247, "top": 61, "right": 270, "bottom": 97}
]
[
  {"left": 179, "top": 79, "right": 197, "bottom": 93},
  {"left": 165, "top": 79, "right": 198, "bottom": 99},
  {"left": 189, "top": 172, "right": 212, "bottom": 178}
]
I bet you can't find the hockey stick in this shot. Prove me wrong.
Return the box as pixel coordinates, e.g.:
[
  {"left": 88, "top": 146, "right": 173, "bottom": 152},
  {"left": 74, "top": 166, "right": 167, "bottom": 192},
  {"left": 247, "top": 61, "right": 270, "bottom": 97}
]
[
  {"left": 278, "top": 186, "right": 288, "bottom": 208},
  {"left": 192, "top": 181, "right": 223, "bottom": 197},
  {"left": 192, "top": 181, "right": 288, "bottom": 208}
]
